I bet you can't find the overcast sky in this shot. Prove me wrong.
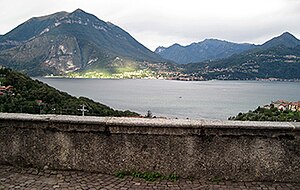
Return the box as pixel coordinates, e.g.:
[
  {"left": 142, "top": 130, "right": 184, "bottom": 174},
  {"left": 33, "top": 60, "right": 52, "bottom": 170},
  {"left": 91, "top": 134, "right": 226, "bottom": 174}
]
[{"left": 0, "top": 0, "right": 299, "bottom": 50}]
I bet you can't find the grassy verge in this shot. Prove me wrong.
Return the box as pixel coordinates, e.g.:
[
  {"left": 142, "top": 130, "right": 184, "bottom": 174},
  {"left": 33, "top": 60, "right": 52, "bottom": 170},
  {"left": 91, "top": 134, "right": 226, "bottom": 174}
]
[{"left": 116, "top": 170, "right": 179, "bottom": 182}]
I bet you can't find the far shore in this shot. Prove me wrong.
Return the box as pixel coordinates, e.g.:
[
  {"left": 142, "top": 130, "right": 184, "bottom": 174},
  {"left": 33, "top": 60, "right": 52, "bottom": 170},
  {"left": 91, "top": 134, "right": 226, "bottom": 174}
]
[{"left": 42, "top": 75, "right": 300, "bottom": 82}]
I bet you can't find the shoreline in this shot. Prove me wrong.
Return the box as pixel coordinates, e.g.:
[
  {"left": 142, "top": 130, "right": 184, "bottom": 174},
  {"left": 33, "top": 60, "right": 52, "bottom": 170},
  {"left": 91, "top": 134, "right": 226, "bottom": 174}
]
[{"left": 43, "top": 75, "right": 300, "bottom": 82}]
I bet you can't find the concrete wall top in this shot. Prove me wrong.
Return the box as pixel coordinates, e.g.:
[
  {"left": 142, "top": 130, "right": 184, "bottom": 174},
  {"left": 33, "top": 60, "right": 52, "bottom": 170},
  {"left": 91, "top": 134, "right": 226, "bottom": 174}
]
[{"left": 0, "top": 113, "right": 299, "bottom": 136}]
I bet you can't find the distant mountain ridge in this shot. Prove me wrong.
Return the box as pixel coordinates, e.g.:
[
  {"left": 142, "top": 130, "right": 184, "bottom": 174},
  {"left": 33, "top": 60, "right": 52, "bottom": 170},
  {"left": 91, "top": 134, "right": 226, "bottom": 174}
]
[
  {"left": 260, "top": 32, "right": 300, "bottom": 49},
  {"left": 184, "top": 32, "right": 300, "bottom": 80},
  {"left": 0, "top": 9, "right": 299, "bottom": 80},
  {"left": 155, "top": 32, "right": 300, "bottom": 65},
  {"left": 0, "top": 9, "right": 167, "bottom": 76},
  {"left": 155, "top": 39, "right": 256, "bottom": 64}
]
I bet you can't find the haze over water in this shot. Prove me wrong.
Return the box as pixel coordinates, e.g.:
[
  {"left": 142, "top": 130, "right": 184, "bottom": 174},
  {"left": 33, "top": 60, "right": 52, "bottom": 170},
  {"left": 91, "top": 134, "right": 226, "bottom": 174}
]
[{"left": 37, "top": 78, "right": 300, "bottom": 120}]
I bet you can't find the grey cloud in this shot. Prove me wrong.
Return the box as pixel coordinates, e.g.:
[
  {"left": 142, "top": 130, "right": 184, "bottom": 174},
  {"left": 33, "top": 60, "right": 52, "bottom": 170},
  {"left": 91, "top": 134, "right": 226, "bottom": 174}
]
[{"left": 0, "top": 0, "right": 299, "bottom": 50}]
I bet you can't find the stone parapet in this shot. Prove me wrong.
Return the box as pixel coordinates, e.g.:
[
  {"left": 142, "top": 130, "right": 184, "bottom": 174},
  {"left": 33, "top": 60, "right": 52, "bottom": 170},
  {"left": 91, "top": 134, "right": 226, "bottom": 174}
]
[{"left": 0, "top": 113, "right": 299, "bottom": 182}]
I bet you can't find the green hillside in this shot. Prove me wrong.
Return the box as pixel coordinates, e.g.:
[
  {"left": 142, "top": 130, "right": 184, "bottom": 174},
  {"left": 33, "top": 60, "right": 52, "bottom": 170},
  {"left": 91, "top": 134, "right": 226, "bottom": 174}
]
[
  {"left": 184, "top": 32, "right": 300, "bottom": 80},
  {"left": 0, "top": 67, "right": 139, "bottom": 117},
  {"left": 229, "top": 107, "right": 300, "bottom": 122},
  {"left": 185, "top": 45, "right": 300, "bottom": 80}
]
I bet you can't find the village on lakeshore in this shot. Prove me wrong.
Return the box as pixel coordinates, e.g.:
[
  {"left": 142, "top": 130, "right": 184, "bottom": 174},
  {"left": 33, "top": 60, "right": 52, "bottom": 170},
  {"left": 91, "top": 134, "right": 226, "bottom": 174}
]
[
  {"left": 0, "top": 85, "right": 13, "bottom": 96},
  {"left": 264, "top": 100, "right": 300, "bottom": 112}
]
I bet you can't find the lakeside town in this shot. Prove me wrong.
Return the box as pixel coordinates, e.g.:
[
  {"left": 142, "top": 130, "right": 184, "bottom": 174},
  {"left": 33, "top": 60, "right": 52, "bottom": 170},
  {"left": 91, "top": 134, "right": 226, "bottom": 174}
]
[
  {"left": 265, "top": 100, "right": 300, "bottom": 112},
  {"left": 0, "top": 73, "right": 13, "bottom": 96},
  {"left": 47, "top": 69, "right": 300, "bottom": 82},
  {"left": 0, "top": 85, "right": 13, "bottom": 96}
]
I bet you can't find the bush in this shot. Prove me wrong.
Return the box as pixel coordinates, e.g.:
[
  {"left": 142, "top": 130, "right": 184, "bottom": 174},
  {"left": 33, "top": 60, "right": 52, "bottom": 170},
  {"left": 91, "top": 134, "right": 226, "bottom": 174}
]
[{"left": 229, "top": 106, "right": 300, "bottom": 122}]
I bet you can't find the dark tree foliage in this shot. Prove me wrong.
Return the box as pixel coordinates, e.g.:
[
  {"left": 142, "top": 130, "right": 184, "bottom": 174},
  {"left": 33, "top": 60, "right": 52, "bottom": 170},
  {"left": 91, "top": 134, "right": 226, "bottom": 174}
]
[
  {"left": 0, "top": 68, "right": 139, "bottom": 117},
  {"left": 229, "top": 106, "right": 300, "bottom": 122}
]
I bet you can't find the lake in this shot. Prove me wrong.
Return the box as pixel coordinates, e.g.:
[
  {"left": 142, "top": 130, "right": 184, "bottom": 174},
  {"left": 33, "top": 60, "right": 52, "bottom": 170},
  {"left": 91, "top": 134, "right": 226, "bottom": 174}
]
[{"left": 36, "top": 78, "right": 300, "bottom": 120}]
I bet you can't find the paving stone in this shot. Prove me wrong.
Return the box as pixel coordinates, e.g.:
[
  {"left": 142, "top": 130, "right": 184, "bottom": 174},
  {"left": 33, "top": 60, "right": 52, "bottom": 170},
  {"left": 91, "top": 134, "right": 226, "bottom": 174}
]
[{"left": 0, "top": 165, "right": 299, "bottom": 190}]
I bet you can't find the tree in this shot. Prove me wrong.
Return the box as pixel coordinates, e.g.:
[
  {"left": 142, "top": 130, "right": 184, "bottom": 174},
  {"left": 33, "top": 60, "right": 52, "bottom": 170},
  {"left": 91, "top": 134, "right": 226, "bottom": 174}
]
[{"left": 146, "top": 110, "right": 153, "bottom": 118}]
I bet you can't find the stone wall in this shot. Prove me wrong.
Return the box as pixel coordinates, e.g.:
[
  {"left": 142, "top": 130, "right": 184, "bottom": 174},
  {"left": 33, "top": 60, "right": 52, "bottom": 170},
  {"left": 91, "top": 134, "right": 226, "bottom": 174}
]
[{"left": 0, "top": 113, "right": 299, "bottom": 182}]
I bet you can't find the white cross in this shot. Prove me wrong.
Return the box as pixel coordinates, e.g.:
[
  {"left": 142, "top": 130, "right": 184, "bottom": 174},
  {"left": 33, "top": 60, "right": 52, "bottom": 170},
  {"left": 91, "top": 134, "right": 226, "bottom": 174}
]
[{"left": 78, "top": 104, "right": 88, "bottom": 116}]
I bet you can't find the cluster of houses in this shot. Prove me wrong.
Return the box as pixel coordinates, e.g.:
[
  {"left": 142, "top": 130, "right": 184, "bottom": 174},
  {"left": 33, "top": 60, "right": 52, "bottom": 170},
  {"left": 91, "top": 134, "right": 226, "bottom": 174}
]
[
  {"left": 0, "top": 85, "right": 13, "bottom": 96},
  {"left": 264, "top": 100, "right": 300, "bottom": 112}
]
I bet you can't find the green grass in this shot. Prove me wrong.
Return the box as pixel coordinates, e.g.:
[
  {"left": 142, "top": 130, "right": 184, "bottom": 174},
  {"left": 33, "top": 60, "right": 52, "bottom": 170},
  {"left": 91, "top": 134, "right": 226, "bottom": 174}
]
[
  {"left": 116, "top": 170, "right": 179, "bottom": 182},
  {"left": 115, "top": 170, "right": 130, "bottom": 178},
  {"left": 211, "top": 176, "right": 223, "bottom": 183},
  {"left": 187, "top": 176, "right": 194, "bottom": 181}
]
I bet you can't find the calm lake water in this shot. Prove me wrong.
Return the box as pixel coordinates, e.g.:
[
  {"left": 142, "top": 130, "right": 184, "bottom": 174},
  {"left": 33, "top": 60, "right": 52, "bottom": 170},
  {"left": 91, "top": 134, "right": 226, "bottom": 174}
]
[{"left": 36, "top": 78, "right": 300, "bottom": 120}]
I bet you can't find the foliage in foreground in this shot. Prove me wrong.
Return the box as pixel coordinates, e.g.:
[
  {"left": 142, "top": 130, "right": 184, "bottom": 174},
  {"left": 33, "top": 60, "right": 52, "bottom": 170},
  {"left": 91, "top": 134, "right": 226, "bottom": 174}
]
[
  {"left": 0, "top": 68, "right": 139, "bottom": 117},
  {"left": 116, "top": 170, "right": 179, "bottom": 182},
  {"left": 229, "top": 107, "right": 300, "bottom": 122}
]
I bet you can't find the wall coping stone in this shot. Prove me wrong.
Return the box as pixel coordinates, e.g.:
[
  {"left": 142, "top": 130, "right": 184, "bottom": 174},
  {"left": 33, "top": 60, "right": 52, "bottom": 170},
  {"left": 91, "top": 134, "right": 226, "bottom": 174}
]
[{"left": 0, "top": 113, "right": 299, "bottom": 136}]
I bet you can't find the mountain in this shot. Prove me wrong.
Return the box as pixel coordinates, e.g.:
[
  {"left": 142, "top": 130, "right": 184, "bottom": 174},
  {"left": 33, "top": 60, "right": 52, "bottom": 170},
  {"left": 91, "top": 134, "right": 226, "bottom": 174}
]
[
  {"left": 0, "top": 9, "right": 168, "bottom": 76},
  {"left": 155, "top": 39, "right": 256, "bottom": 64},
  {"left": 260, "top": 32, "right": 300, "bottom": 49},
  {"left": 0, "top": 67, "right": 139, "bottom": 116},
  {"left": 185, "top": 33, "right": 300, "bottom": 80}
]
